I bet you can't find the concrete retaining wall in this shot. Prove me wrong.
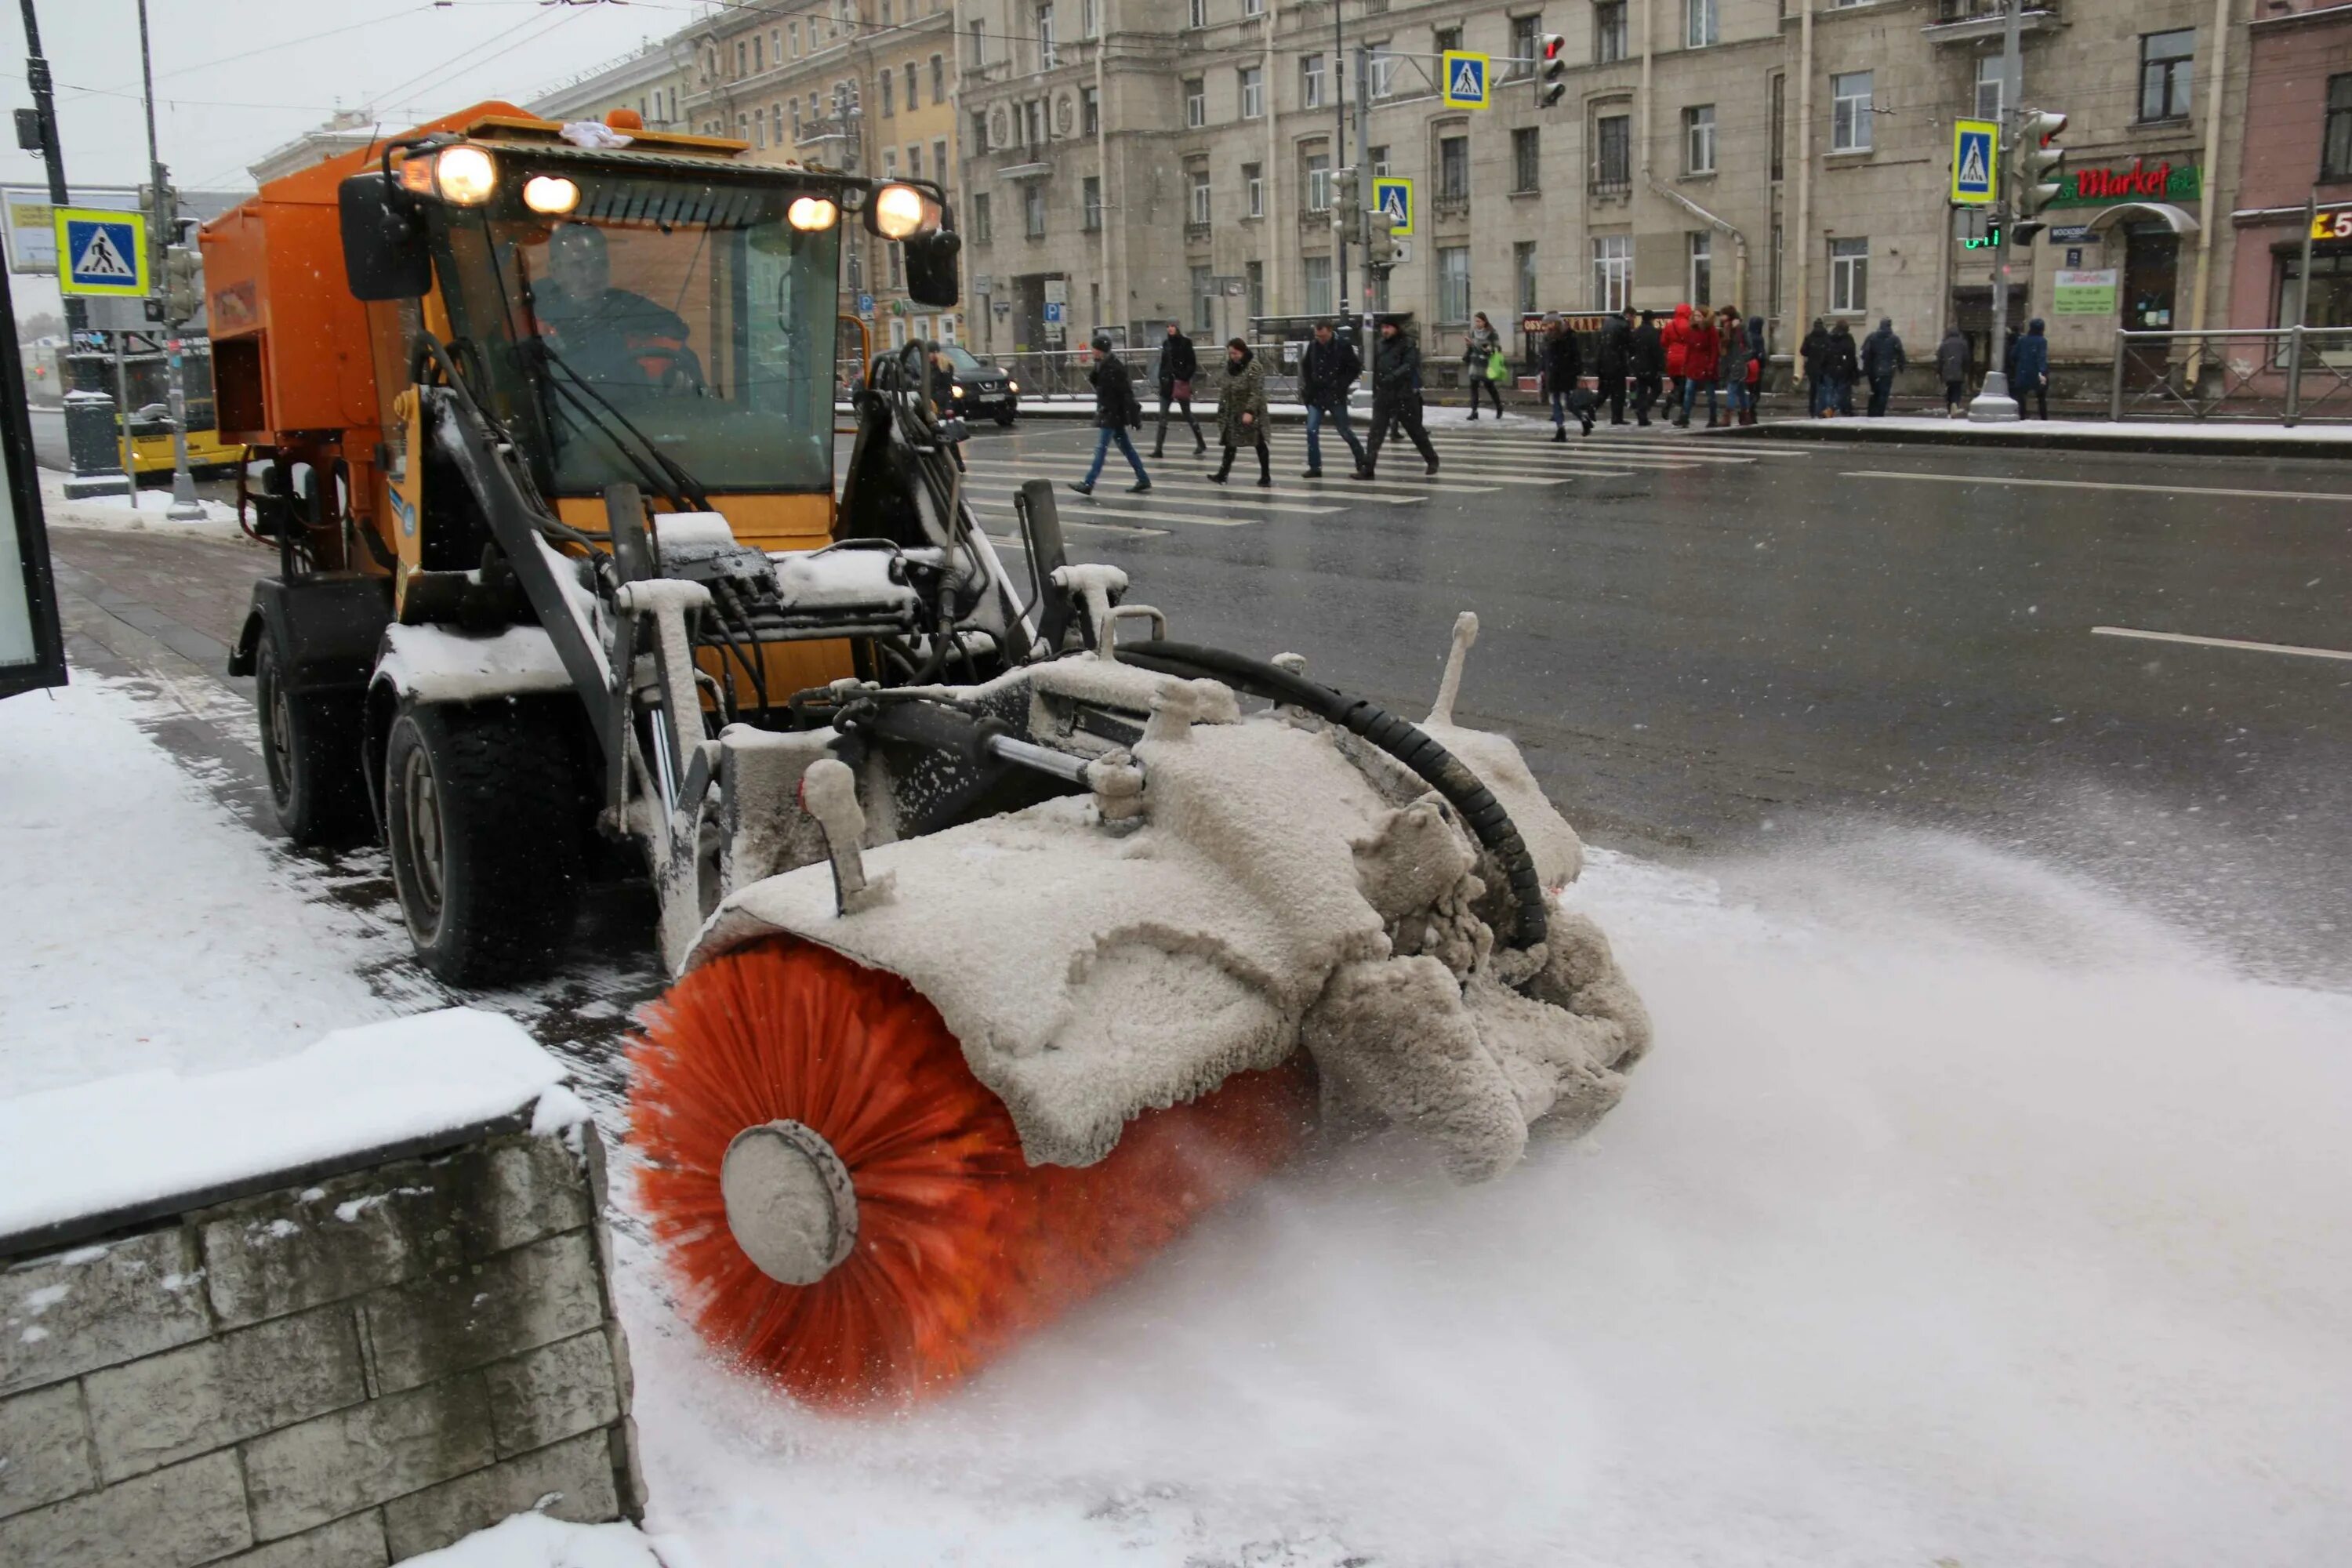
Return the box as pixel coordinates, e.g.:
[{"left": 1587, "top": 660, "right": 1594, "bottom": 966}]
[{"left": 0, "top": 1123, "right": 643, "bottom": 1566}]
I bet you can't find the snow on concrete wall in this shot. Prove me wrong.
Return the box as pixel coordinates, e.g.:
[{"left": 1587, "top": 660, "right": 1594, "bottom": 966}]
[{"left": 0, "top": 1101, "right": 644, "bottom": 1564}]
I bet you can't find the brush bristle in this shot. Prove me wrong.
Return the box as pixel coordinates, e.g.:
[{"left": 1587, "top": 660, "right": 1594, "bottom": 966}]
[{"left": 629, "top": 936, "right": 1313, "bottom": 1411}]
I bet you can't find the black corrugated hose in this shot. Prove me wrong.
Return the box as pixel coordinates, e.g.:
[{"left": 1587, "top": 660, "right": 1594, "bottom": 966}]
[{"left": 1116, "top": 641, "right": 1548, "bottom": 951}]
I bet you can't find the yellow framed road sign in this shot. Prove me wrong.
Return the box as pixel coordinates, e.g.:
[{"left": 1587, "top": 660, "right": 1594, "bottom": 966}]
[
  {"left": 1951, "top": 119, "right": 1998, "bottom": 206},
  {"left": 53, "top": 206, "right": 148, "bottom": 297},
  {"left": 1440, "top": 50, "right": 1490, "bottom": 111},
  {"left": 1372, "top": 176, "right": 1414, "bottom": 237}
]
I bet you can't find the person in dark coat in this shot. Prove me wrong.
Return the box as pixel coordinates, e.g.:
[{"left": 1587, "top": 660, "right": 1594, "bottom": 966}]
[
  {"left": 1861, "top": 318, "right": 1907, "bottom": 418},
  {"left": 1595, "top": 307, "right": 1634, "bottom": 424},
  {"left": 1151, "top": 321, "right": 1206, "bottom": 458},
  {"left": 2011, "top": 318, "right": 2050, "bottom": 419},
  {"left": 1356, "top": 320, "right": 1439, "bottom": 479},
  {"left": 1800, "top": 318, "right": 1831, "bottom": 416},
  {"left": 1541, "top": 317, "right": 1593, "bottom": 441},
  {"left": 1207, "top": 338, "right": 1272, "bottom": 486},
  {"left": 1069, "top": 332, "right": 1150, "bottom": 495},
  {"left": 1296, "top": 320, "right": 1367, "bottom": 477},
  {"left": 1743, "top": 314, "right": 1767, "bottom": 426},
  {"left": 1826, "top": 320, "right": 1860, "bottom": 416},
  {"left": 1936, "top": 326, "right": 1969, "bottom": 416},
  {"left": 1630, "top": 309, "right": 1664, "bottom": 426}
]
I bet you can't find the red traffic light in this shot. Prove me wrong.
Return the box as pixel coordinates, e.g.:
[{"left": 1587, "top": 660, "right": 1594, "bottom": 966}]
[{"left": 1542, "top": 32, "right": 1566, "bottom": 61}]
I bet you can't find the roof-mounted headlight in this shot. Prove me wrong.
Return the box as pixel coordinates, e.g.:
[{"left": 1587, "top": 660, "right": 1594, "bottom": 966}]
[
  {"left": 788, "top": 195, "right": 840, "bottom": 231},
  {"left": 434, "top": 145, "right": 497, "bottom": 206},
  {"left": 871, "top": 182, "right": 932, "bottom": 240}
]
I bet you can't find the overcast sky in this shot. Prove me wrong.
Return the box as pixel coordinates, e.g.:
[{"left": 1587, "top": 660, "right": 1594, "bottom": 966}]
[{"left": 5, "top": 0, "right": 699, "bottom": 317}]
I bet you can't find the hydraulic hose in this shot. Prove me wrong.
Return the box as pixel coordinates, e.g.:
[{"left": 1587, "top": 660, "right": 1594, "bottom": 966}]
[{"left": 1118, "top": 642, "right": 1548, "bottom": 951}]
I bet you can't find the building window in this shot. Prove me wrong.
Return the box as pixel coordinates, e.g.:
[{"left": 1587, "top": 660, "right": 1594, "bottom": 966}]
[
  {"left": 1770, "top": 220, "right": 1784, "bottom": 316},
  {"left": 754, "top": 108, "right": 767, "bottom": 149},
  {"left": 736, "top": 40, "right": 747, "bottom": 75},
  {"left": 1304, "top": 254, "right": 1334, "bottom": 314},
  {"left": 1830, "top": 236, "right": 1867, "bottom": 313},
  {"left": 1302, "top": 53, "right": 1327, "bottom": 108},
  {"left": 1435, "top": 24, "right": 1463, "bottom": 53},
  {"left": 1683, "top": 104, "right": 1715, "bottom": 174},
  {"left": 1192, "top": 265, "right": 1216, "bottom": 332},
  {"left": 907, "top": 63, "right": 920, "bottom": 107},
  {"left": 1083, "top": 0, "right": 1100, "bottom": 35},
  {"left": 2276, "top": 246, "right": 2352, "bottom": 328},
  {"left": 1689, "top": 231, "right": 1712, "bottom": 307},
  {"left": 2140, "top": 29, "right": 2194, "bottom": 122},
  {"left": 1508, "top": 13, "right": 1539, "bottom": 78},
  {"left": 793, "top": 100, "right": 804, "bottom": 138},
  {"left": 1246, "top": 0, "right": 1264, "bottom": 15},
  {"left": 1973, "top": 55, "right": 2005, "bottom": 123},
  {"left": 1370, "top": 42, "right": 1396, "bottom": 98},
  {"left": 1306, "top": 151, "right": 1333, "bottom": 210},
  {"left": 1245, "top": 162, "right": 1265, "bottom": 216},
  {"left": 1592, "top": 234, "right": 1631, "bottom": 309},
  {"left": 881, "top": 71, "right": 895, "bottom": 115},
  {"left": 1515, "top": 239, "right": 1539, "bottom": 314},
  {"left": 971, "top": 108, "right": 989, "bottom": 149},
  {"left": 1083, "top": 176, "right": 1103, "bottom": 230},
  {"left": 935, "top": 138, "right": 949, "bottom": 180},
  {"left": 789, "top": 20, "right": 800, "bottom": 56},
  {"left": 2325, "top": 74, "right": 2352, "bottom": 183},
  {"left": 1438, "top": 245, "right": 1472, "bottom": 324},
  {"left": 1189, "top": 0, "right": 1207, "bottom": 26},
  {"left": 1686, "top": 0, "right": 1717, "bottom": 48},
  {"left": 1769, "top": 72, "right": 1784, "bottom": 180},
  {"left": 1512, "top": 126, "right": 1541, "bottom": 192},
  {"left": 1831, "top": 71, "right": 1873, "bottom": 152},
  {"left": 973, "top": 191, "right": 993, "bottom": 241},
  {"left": 1593, "top": 113, "right": 1632, "bottom": 191},
  {"left": 1440, "top": 134, "right": 1470, "bottom": 200},
  {"left": 884, "top": 149, "right": 899, "bottom": 180},
  {"left": 1037, "top": 4, "right": 1058, "bottom": 70},
  {"left": 1595, "top": 0, "right": 1628, "bottom": 62},
  {"left": 889, "top": 242, "right": 904, "bottom": 289},
  {"left": 933, "top": 53, "right": 946, "bottom": 100},
  {"left": 1241, "top": 65, "right": 1265, "bottom": 118},
  {"left": 1024, "top": 183, "right": 1047, "bottom": 238},
  {"left": 969, "top": 18, "right": 987, "bottom": 64},
  {"left": 1247, "top": 260, "right": 1265, "bottom": 319},
  {"left": 908, "top": 145, "right": 923, "bottom": 180},
  {"left": 1024, "top": 98, "right": 1047, "bottom": 145},
  {"left": 753, "top": 33, "right": 765, "bottom": 70},
  {"left": 1082, "top": 86, "right": 1099, "bottom": 133},
  {"left": 1185, "top": 78, "right": 1207, "bottom": 127},
  {"left": 1190, "top": 169, "right": 1213, "bottom": 225},
  {"left": 1370, "top": 143, "right": 1392, "bottom": 176}
]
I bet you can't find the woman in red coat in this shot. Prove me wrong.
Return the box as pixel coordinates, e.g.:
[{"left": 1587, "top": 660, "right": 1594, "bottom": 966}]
[
  {"left": 1662, "top": 303, "right": 1691, "bottom": 414},
  {"left": 1677, "top": 307, "right": 1720, "bottom": 427}
]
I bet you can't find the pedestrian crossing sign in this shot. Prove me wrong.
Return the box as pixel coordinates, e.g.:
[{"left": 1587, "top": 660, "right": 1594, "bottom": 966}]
[
  {"left": 1441, "top": 50, "right": 1490, "bottom": 110},
  {"left": 1951, "top": 119, "right": 1999, "bottom": 206},
  {"left": 1372, "top": 176, "right": 1414, "bottom": 237},
  {"left": 53, "top": 206, "right": 149, "bottom": 297}
]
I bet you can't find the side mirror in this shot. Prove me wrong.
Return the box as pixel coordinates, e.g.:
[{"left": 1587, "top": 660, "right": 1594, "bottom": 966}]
[
  {"left": 337, "top": 172, "right": 431, "bottom": 302},
  {"left": 903, "top": 227, "right": 962, "bottom": 309}
]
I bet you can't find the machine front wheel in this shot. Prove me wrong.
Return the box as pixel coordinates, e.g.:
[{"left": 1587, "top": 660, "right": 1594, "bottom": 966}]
[
  {"left": 253, "top": 632, "right": 366, "bottom": 848},
  {"left": 383, "top": 698, "right": 587, "bottom": 985}
]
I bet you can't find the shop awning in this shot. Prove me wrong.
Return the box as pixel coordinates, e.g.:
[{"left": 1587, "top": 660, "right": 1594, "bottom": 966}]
[{"left": 2078, "top": 202, "right": 2201, "bottom": 236}]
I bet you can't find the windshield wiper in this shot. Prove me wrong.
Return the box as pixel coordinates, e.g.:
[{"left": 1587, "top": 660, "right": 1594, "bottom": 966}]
[{"left": 524, "top": 337, "right": 714, "bottom": 514}]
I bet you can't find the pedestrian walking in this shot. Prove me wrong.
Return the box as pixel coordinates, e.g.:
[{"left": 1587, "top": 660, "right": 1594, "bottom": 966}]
[
  {"left": 1631, "top": 309, "right": 1664, "bottom": 426},
  {"left": 1827, "top": 320, "right": 1860, "bottom": 417},
  {"left": 1151, "top": 321, "right": 1207, "bottom": 459},
  {"left": 1356, "top": 318, "right": 1440, "bottom": 479},
  {"left": 1862, "top": 318, "right": 1907, "bottom": 418},
  {"left": 1715, "top": 307, "right": 1747, "bottom": 425},
  {"left": 1296, "top": 320, "right": 1368, "bottom": 477},
  {"left": 1206, "top": 337, "right": 1273, "bottom": 486},
  {"left": 1743, "top": 314, "right": 1767, "bottom": 425},
  {"left": 1463, "top": 311, "right": 1506, "bottom": 419},
  {"left": 1596, "top": 307, "right": 1633, "bottom": 424},
  {"left": 2011, "top": 318, "right": 2050, "bottom": 419},
  {"left": 1662, "top": 303, "right": 1692, "bottom": 419},
  {"left": 1801, "top": 318, "right": 1831, "bottom": 417},
  {"left": 1677, "top": 307, "right": 1719, "bottom": 428},
  {"left": 1541, "top": 315, "right": 1593, "bottom": 441},
  {"left": 1069, "top": 332, "right": 1151, "bottom": 495},
  {"left": 1936, "top": 325, "right": 1969, "bottom": 416}
]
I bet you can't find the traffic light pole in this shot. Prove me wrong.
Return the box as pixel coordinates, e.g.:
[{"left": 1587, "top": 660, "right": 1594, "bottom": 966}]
[
  {"left": 136, "top": 0, "right": 205, "bottom": 520},
  {"left": 1967, "top": 0, "right": 2024, "bottom": 422},
  {"left": 1332, "top": 4, "right": 1349, "bottom": 327},
  {"left": 1356, "top": 47, "right": 1377, "bottom": 353}
]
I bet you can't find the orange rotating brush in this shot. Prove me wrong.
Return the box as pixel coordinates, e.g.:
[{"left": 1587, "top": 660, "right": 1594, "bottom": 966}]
[{"left": 629, "top": 936, "right": 1315, "bottom": 1411}]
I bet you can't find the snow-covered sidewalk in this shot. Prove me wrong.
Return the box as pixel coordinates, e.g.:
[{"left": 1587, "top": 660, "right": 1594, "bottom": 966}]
[{"left": 1751, "top": 412, "right": 2352, "bottom": 449}]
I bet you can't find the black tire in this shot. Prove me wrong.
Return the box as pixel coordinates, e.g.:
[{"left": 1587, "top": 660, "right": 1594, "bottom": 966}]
[
  {"left": 993, "top": 408, "right": 1018, "bottom": 426},
  {"left": 383, "top": 699, "right": 588, "bottom": 985},
  {"left": 254, "top": 632, "right": 367, "bottom": 847}
]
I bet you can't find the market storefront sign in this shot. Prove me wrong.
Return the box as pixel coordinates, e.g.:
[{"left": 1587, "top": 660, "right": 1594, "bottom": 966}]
[{"left": 2049, "top": 159, "right": 2200, "bottom": 209}]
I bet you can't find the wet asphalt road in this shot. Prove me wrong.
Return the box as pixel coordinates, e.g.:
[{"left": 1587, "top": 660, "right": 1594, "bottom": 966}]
[{"left": 44, "top": 418, "right": 2352, "bottom": 983}]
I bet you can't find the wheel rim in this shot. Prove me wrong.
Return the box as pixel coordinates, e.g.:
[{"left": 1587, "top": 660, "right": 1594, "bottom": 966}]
[
  {"left": 393, "top": 742, "right": 445, "bottom": 943},
  {"left": 257, "top": 656, "right": 295, "bottom": 811}
]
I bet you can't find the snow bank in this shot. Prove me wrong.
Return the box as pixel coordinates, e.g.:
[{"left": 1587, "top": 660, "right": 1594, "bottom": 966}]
[
  {"left": 0, "top": 1008, "right": 579, "bottom": 1242},
  {"left": 400, "top": 1513, "right": 693, "bottom": 1567},
  {"left": 620, "top": 833, "right": 2352, "bottom": 1568},
  {"left": 36, "top": 469, "right": 248, "bottom": 541}
]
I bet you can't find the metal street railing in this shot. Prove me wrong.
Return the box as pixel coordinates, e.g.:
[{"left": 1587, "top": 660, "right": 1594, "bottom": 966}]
[{"left": 2108, "top": 326, "right": 2352, "bottom": 425}]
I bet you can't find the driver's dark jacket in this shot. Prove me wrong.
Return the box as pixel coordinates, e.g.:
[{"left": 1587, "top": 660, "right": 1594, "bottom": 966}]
[{"left": 533, "top": 285, "right": 691, "bottom": 386}]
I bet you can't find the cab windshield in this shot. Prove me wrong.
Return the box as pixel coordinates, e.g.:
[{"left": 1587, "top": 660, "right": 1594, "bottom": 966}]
[{"left": 437, "top": 166, "right": 842, "bottom": 495}]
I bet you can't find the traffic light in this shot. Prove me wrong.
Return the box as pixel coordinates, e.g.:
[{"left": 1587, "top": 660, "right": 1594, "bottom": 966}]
[
  {"left": 1332, "top": 166, "right": 1360, "bottom": 231},
  {"left": 162, "top": 246, "right": 202, "bottom": 325},
  {"left": 2016, "top": 110, "right": 2067, "bottom": 218},
  {"left": 1365, "top": 205, "right": 1400, "bottom": 271},
  {"left": 1538, "top": 34, "right": 1567, "bottom": 108}
]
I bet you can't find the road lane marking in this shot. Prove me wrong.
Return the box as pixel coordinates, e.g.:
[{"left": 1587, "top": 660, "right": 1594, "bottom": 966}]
[
  {"left": 1844, "top": 470, "right": 2352, "bottom": 503},
  {"left": 960, "top": 476, "right": 1343, "bottom": 516},
  {"left": 2090, "top": 626, "right": 2352, "bottom": 662},
  {"left": 970, "top": 462, "right": 1393, "bottom": 510},
  {"left": 964, "top": 494, "right": 1253, "bottom": 528}
]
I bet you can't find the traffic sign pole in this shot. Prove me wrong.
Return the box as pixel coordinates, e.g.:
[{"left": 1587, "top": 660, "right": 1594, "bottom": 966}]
[
  {"left": 1969, "top": 0, "right": 2024, "bottom": 423},
  {"left": 136, "top": 0, "right": 203, "bottom": 521}
]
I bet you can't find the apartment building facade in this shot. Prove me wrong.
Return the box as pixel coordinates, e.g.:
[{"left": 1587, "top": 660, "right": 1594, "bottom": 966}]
[
  {"left": 2224, "top": 0, "right": 2352, "bottom": 341},
  {"left": 956, "top": 0, "right": 2252, "bottom": 373},
  {"left": 528, "top": 39, "right": 697, "bottom": 132}
]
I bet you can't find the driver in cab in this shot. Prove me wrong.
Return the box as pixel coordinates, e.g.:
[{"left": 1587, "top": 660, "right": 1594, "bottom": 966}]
[{"left": 532, "top": 223, "right": 698, "bottom": 394}]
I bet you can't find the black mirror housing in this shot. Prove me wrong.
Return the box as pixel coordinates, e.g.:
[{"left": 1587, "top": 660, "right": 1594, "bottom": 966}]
[
  {"left": 338, "top": 172, "right": 431, "bottom": 302},
  {"left": 904, "top": 228, "right": 962, "bottom": 309}
]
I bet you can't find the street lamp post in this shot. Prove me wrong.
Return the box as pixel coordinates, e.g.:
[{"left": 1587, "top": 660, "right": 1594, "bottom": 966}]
[
  {"left": 1967, "top": 0, "right": 2024, "bottom": 422},
  {"left": 135, "top": 0, "right": 205, "bottom": 520}
]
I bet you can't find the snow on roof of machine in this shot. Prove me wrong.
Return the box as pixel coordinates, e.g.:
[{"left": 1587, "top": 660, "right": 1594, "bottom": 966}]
[{"left": 0, "top": 1008, "right": 583, "bottom": 1250}]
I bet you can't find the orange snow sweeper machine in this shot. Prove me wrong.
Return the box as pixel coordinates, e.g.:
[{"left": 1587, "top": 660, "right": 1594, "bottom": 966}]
[{"left": 201, "top": 103, "right": 1651, "bottom": 1411}]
